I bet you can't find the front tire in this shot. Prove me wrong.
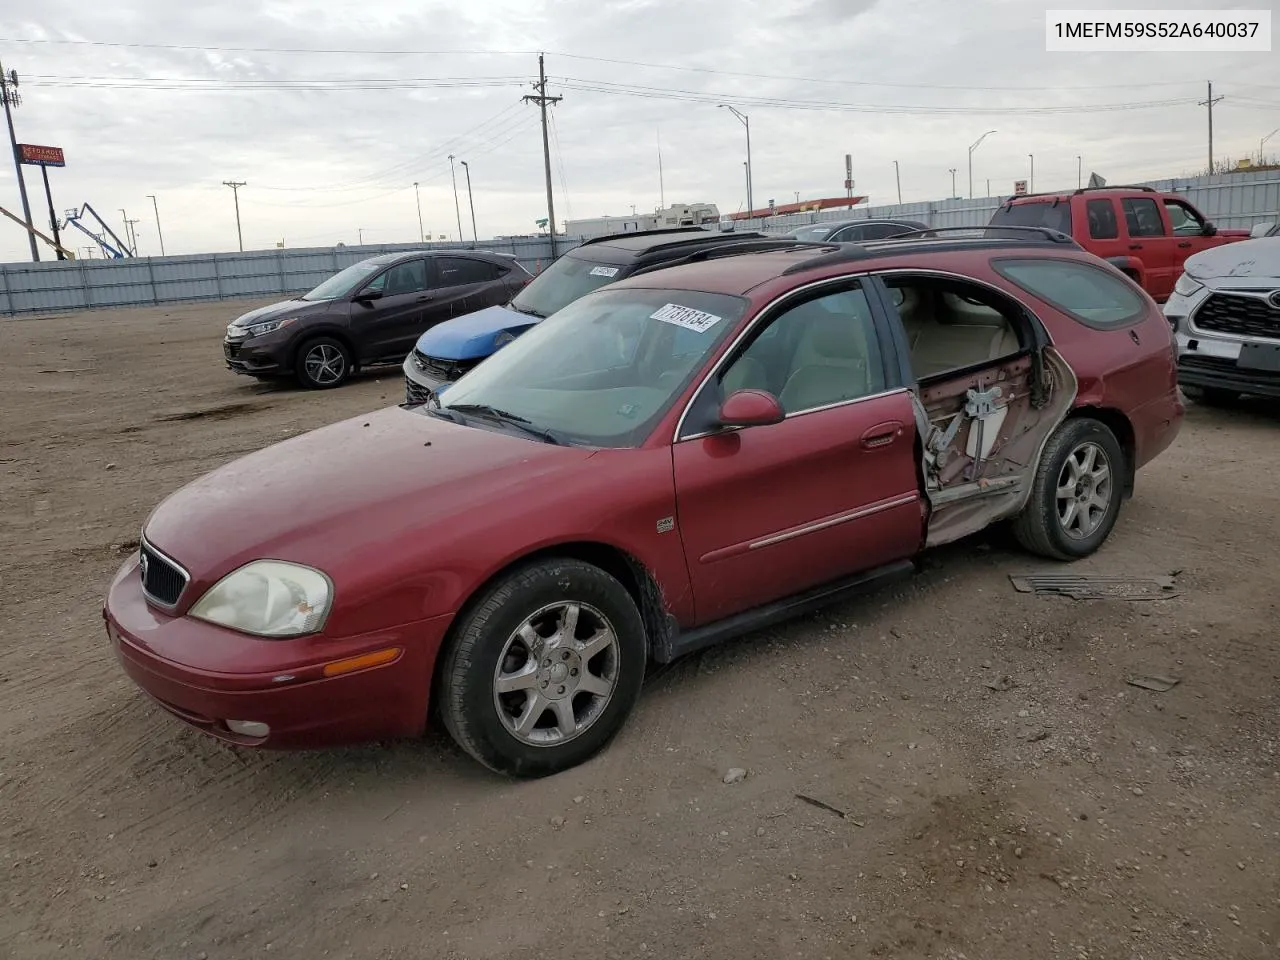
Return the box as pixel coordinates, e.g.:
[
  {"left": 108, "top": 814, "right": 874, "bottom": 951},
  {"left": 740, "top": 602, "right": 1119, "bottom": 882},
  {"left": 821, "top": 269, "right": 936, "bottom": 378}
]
[
  {"left": 295, "top": 337, "right": 352, "bottom": 389},
  {"left": 1012, "top": 417, "right": 1126, "bottom": 561},
  {"left": 438, "top": 558, "right": 647, "bottom": 777}
]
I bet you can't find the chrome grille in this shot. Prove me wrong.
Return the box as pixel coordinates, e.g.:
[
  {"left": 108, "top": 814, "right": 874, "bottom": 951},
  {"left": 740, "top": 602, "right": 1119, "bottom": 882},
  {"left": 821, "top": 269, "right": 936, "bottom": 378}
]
[
  {"left": 1193, "top": 293, "right": 1280, "bottom": 339},
  {"left": 140, "top": 541, "right": 188, "bottom": 607},
  {"left": 412, "top": 349, "right": 476, "bottom": 382}
]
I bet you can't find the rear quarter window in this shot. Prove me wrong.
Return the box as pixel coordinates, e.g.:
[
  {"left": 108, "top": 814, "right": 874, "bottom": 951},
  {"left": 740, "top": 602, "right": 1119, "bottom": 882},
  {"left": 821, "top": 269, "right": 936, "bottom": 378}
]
[{"left": 991, "top": 258, "right": 1147, "bottom": 330}]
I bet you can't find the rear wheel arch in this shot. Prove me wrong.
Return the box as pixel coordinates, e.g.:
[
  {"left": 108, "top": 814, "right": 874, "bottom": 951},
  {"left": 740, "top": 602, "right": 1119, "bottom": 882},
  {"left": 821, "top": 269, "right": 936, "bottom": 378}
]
[{"left": 1069, "top": 406, "right": 1136, "bottom": 497}]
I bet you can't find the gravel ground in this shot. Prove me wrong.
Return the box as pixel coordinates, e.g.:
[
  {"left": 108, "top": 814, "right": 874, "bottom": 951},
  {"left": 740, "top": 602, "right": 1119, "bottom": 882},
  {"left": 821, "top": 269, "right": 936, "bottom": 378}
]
[{"left": 2, "top": 300, "right": 1278, "bottom": 960}]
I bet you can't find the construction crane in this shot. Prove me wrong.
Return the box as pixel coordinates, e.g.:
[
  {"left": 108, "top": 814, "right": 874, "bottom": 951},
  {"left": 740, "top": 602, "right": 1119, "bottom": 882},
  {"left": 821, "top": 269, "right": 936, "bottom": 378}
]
[
  {"left": 0, "top": 202, "right": 76, "bottom": 259},
  {"left": 62, "top": 203, "right": 133, "bottom": 258}
]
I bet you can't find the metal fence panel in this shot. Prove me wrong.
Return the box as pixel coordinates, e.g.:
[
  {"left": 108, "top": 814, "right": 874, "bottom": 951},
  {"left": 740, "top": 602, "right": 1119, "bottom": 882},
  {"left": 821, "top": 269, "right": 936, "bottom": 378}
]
[{"left": 4, "top": 171, "right": 1276, "bottom": 316}]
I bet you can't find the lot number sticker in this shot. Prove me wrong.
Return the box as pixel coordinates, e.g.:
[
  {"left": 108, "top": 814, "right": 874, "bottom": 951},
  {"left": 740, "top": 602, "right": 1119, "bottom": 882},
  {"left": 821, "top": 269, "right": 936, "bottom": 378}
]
[
  {"left": 589, "top": 265, "right": 620, "bottom": 278},
  {"left": 650, "top": 303, "right": 724, "bottom": 333}
]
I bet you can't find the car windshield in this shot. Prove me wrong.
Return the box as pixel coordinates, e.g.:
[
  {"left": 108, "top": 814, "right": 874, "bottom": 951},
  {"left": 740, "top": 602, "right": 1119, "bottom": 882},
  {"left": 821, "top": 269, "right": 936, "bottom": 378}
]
[
  {"left": 438, "top": 287, "right": 749, "bottom": 448},
  {"left": 789, "top": 225, "right": 833, "bottom": 241},
  {"left": 300, "top": 259, "right": 385, "bottom": 301},
  {"left": 508, "top": 253, "right": 628, "bottom": 318},
  {"left": 989, "top": 200, "right": 1072, "bottom": 235}
]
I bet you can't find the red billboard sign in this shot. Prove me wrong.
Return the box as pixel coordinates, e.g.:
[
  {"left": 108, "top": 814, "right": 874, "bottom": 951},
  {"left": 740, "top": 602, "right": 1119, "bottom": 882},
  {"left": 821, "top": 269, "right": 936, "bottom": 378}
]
[{"left": 17, "top": 144, "right": 66, "bottom": 167}]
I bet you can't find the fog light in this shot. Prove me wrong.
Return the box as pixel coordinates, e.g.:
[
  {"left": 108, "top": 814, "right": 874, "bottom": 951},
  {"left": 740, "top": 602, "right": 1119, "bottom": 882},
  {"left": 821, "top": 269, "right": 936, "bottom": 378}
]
[{"left": 226, "top": 719, "right": 270, "bottom": 738}]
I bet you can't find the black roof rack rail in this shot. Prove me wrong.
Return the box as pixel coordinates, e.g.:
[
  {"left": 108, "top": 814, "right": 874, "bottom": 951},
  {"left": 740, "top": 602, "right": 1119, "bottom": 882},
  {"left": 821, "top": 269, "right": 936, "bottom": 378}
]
[
  {"left": 780, "top": 242, "right": 872, "bottom": 275},
  {"left": 628, "top": 237, "right": 831, "bottom": 276},
  {"left": 575, "top": 226, "right": 713, "bottom": 247},
  {"left": 1004, "top": 184, "right": 1156, "bottom": 203},
  {"left": 630, "top": 231, "right": 768, "bottom": 261},
  {"left": 886, "top": 225, "right": 1076, "bottom": 244}
]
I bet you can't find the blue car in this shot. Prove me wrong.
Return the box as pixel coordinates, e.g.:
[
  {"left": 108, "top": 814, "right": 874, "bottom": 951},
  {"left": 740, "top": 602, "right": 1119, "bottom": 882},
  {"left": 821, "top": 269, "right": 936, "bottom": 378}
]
[{"left": 402, "top": 227, "right": 765, "bottom": 403}]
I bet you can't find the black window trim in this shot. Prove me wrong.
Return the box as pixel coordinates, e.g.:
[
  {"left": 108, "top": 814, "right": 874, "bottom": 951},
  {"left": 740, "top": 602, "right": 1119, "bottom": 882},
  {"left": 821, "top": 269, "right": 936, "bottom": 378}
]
[
  {"left": 990, "top": 255, "right": 1148, "bottom": 331},
  {"left": 673, "top": 274, "right": 909, "bottom": 442}
]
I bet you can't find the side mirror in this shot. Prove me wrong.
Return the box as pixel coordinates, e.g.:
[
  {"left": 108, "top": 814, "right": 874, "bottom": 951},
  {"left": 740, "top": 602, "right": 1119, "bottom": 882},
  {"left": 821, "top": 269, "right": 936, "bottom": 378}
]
[
  {"left": 1201, "top": 221, "right": 1217, "bottom": 237},
  {"left": 718, "top": 389, "right": 784, "bottom": 428},
  {"left": 355, "top": 287, "right": 384, "bottom": 302}
]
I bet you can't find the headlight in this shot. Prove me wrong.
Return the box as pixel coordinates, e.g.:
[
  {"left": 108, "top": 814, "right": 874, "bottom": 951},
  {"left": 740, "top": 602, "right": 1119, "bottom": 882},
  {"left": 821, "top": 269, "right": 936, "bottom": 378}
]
[
  {"left": 493, "top": 329, "right": 517, "bottom": 348},
  {"left": 189, "top": 561, "right": 333, "bottom": 638},
  {"left": 1173, "top": 273, "right": 1204, "bottom": 298},
  {"left": 246, "top": 318, "right": 296, "bottom": 338}
]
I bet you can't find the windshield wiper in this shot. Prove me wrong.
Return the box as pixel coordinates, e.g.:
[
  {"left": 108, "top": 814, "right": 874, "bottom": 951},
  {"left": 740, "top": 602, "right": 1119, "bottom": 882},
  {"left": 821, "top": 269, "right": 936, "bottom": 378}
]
[{"left": 444, "top": 403, "right": 568, "bottom": 446}]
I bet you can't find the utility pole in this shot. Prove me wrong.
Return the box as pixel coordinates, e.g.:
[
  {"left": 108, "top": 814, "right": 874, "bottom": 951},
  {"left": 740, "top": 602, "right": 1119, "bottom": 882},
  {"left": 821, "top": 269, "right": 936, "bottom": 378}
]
[
  {"left": 119, "top": 208, "right": 135, "bottom": 254},
  {"left": 1198, "top": 80, "right": 1228, "bottom": 172},
  {"left": 948, "top": 168, "right": 957, "bottom": 199},
  {"left": 893, "top": 160, "right": 902, "bottom": 204},
  {"left": 447, "top": 155, "right": 463, "bottom": 242},
  {"left": 147, "top": 194, "right": 165, "bottom": 256},
  {"left": 523, "top": 54, "right": 562, "bottom": 253},
  {"left": 460, "top": 160, "right": 477, "bottom": 242},
  {"left": 1028, "top": 154, "right": 1034, "bottom": 193},
  {"left": 413, "top": 181, "right": 424, "bottom": 242},
  {"left": 125, "top": 218, "right": 141, "bottom": 254},
  {"left": 1077, "top": 155, "right": 1082, "bottom": 189},
  {"left": 222, "top": 180, "right": 246, "bottom": 251},
  {"left": 1, "top": 63, "right": 39, "bottom": 262},
  {"left": 657, "top": 128, "right": 665, "bottom": 209}
]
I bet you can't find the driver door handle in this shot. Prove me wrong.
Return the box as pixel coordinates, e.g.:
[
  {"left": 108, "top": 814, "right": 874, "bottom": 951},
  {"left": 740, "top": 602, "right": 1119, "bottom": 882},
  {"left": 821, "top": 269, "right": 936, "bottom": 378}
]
[
  {"left": 860, "top": 421, "right": 903, "bottom": 449},
  {"left": 1177, "top": 241, "right": 1191, "bottom": 248},
  {"left": 416, "top": 294, "right": 434, "bottom": 302}
]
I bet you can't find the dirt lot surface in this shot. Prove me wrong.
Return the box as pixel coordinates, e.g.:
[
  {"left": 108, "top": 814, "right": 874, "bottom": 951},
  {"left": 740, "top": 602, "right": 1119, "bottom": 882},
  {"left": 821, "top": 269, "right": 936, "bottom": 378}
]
[{"left": 2, "top": 300, "right": 1279, "bottom": 960}]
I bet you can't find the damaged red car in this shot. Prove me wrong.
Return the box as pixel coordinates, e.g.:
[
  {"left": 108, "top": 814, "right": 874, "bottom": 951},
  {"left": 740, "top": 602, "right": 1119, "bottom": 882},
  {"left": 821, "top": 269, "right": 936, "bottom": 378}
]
[{"left": 104, "top": 228, "right": 1183, "bottom": 777}]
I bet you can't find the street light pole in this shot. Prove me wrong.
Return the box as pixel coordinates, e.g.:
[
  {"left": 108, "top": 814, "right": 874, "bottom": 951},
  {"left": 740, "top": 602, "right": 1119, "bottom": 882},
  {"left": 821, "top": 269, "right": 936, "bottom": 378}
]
[
  {"left": 413, "top": 181, "right": 424, "bottom": 242},
  {"left": 967, "top": 130, "right": 996, "bottom": 200},
  {"left": 719, "top": 104, "right": 753, "bottom": 220},
  {"left": 893, "top": 160, "right": 902, "bottom": 204},
  {"left": 146, "top": 194, "right": 165, "bottom": 256},
  {"left": 1262, "top": 128, "right": 1280, "bottom": 163},
  {"left": 1029, "top": 153, "right": 1034, "bottom": 193},
  {"left": 948, "top": 168, "right": 957, "bottom": 199},
  {"left": 1077, "top": 155, "right": 1082, "bottom": 188},
  {"left": 447, "top": 155, "right": 463, "bottom": 242},
  {"left": 460, "top": 160, "right": 477, "bottom": 242}
]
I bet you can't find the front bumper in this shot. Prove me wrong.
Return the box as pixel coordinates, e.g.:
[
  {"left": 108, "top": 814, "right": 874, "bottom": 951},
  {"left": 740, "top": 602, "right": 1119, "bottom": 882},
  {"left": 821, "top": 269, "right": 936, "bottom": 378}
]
[
  {"left": 402, "top": 352, "right": 478, "bottom": 404},
  {"left": 104, "top": 555, "right": 449, "bottom": 749},
  {"left": 224, "top": 337, "right": 284, "bottom": 377},
  {"left": 1168, "top": 284, "right": 1280, "bottom": 397}
]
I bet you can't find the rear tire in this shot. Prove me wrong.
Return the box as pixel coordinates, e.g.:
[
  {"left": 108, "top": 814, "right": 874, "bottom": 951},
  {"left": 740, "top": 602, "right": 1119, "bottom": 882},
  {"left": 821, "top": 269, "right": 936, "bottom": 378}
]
[
  {"left": 438, "top": 558, "right": 647, "bottom": 778},
  {"left": 295, "top": 337, "right": 352, "bottom": 389},
  {"left": 1012, "top": 417, "right": 1126, "bottom": 561}
]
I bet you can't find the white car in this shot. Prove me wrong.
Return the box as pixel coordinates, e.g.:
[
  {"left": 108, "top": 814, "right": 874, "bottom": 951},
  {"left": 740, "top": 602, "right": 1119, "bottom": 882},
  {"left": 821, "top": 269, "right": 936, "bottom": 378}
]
[{"left": 1163, "top": 222, "right": 1280, "bottom": 404}]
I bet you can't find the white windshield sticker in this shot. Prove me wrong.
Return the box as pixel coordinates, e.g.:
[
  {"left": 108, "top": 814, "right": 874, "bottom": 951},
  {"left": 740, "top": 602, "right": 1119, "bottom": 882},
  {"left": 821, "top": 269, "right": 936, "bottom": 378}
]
[
  {"left": 650, "top": 303, "right": 724, "bottom": 333},
  {"left": 589, "top": 265, "right": 620, "bottom": 278}
]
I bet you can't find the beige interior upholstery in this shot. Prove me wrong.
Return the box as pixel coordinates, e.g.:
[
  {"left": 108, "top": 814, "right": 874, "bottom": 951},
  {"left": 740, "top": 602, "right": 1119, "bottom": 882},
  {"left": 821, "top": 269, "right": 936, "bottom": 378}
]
[
  {"left": 778, "top": 306, "right": 872, "bottom": 412},
  {"left": 721, "top": 356, "right": 769, "bottom": 395},
  {"left": 894, "top": 287, "right": 1020, "bottom": 378}
]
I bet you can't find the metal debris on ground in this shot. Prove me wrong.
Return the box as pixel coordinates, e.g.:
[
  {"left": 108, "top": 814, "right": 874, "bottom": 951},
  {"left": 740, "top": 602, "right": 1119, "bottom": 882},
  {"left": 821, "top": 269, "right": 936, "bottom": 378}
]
[
  {"left": 1009, "top": 574, "right": 1182, "bottom": 601},
  {"left": 1125, "top": 675, "right": 1181, "bottom": 693},
  {"left": 984, "top": 675, "right": 1016, "bottom": 692},
  {"left": 795, "top": 793, "right": 865, "bottom": 826}
]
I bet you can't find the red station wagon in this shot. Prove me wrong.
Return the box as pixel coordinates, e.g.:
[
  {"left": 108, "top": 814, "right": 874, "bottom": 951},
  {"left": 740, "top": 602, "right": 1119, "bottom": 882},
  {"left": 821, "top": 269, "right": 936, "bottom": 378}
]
[
  {"left": 104, "top": 228, "right": 1184, "bottom": 777},
  {"left": 989, "top": 185, "right": 1250, "bottom": 302}
]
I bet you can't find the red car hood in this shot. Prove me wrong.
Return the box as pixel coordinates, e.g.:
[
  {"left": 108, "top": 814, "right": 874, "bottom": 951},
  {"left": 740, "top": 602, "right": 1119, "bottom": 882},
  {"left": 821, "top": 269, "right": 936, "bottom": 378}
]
[{"left": 144, "top": 405, "right": 593, "bottom": 583}]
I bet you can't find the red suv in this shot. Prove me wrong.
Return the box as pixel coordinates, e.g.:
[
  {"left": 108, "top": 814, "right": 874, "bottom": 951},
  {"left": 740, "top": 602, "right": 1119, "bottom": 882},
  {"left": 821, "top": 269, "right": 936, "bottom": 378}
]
[
  {"left": 104, "top": 228, "right": 1184, "bottom": 776},
  {"left": 989, "top": 186, "right": 1249, "bottom": 301}
]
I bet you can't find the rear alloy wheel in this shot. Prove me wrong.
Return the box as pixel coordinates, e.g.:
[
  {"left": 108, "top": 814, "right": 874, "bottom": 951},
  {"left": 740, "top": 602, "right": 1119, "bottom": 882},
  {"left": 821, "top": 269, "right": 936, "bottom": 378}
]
[
  {"left": 1012, "top": 417, "right": 1126, "bottom": 561},
  {"left": 438, "top": 559, "right": 647, "bottom": 777},
  {"left": 295, "top": 337, "right": 352, "bottom": 389}
]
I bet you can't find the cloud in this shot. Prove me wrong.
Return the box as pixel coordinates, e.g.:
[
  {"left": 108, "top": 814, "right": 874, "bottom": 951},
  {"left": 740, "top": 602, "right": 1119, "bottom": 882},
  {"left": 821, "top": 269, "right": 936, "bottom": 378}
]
[{"left": 0, "top": 0, "right": 1276, "bottom": 260}]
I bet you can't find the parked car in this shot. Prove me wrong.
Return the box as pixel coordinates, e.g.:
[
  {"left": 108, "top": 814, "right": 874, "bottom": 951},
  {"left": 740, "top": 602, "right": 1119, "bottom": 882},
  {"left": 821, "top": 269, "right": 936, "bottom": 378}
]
[
  {"left": 402, "top": 228, "right": 764, "bottom": 403},
  {"left": 1163, "top": 226, "right": 1280, "bottom": 403},
  {"left": 106, "top": 227, "right": 1183, "bottom": 777},
  {"left": 224, "top": 250, "right": 532, "bottom": 389},
  {"left": 988, "top": 186, "right": 1250, "bottom": 302},
  {"left": 783, "top": 218, "right": 928, "bottom": 243}
]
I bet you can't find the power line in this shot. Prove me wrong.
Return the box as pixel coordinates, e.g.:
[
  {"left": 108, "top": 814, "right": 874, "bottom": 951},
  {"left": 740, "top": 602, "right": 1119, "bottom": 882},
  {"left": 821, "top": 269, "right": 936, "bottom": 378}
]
[{"left": 0, "top": 35, "right": 1235, "bottom": 91}]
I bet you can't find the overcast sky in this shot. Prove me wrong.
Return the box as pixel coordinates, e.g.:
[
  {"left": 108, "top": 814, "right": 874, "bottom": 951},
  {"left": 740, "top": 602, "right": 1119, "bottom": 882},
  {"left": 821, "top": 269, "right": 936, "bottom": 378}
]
[{"left": 0, "top": 0, "right": 1276, "bottom": 262}]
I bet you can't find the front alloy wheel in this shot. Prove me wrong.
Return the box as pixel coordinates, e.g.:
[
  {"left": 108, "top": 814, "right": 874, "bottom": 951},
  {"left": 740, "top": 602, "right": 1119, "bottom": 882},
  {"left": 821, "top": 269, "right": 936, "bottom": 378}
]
[
  {"left": 296, "top": 337, "right": 352, "bottom": 389},
  {"left": 438, "top": 558, "right": 647, "bottom": 777}
]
